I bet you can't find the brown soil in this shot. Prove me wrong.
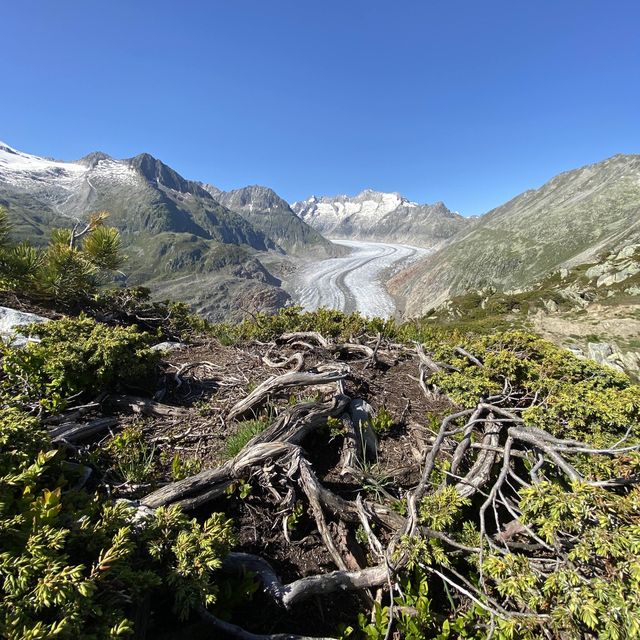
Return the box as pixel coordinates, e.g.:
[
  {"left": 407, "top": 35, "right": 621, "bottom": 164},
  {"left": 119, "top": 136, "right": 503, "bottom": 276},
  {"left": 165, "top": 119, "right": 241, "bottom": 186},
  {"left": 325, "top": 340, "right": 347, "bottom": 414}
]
[{"left": 105, "top": 337, "right": 451, "bottom": 636}]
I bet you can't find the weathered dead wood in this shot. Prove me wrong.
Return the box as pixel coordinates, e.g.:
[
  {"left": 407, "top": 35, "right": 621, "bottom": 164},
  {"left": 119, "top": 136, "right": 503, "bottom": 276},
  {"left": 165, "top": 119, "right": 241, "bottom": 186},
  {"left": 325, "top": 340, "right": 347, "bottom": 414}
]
[
  {"left": 142, "top": 460, "right": 234, "bottom": 509},
  {"left": 222, "top": 552, "right": 388, "bottom": 609},
  {"left": 454, "top": 346, "right": 484, "bottom": 368},
  {"left": 50, "top": 417, "right": 118, "bottom": 443},
  {"left": 298, "top": 457, "right": 349, "bottom": 571},
  {"left": 332, "top": 343, "right": 375, "bottom": 361},
  {"left": 279, "top": 331, "right": 330, "bottom": 349},
  {"left": 255, "top": 395, "right": 350, "bottom": 446},
  {"left": 199, "top": 606, "right": 335, "bottom": 640},
  {"left": 174, "top": 361, "right": 223, "bottom": 385},
  {"left": 108, "top": 395, "right": 190, "bottom": 418},
  {"left": 338, "top": 413, "right": 361, "bottom": 475},
  {"left": 262, "top": 352, "right": 305, "bottom": 372},
  {"left": 509, "top": 426, "right": 583, "bottom": 482},
  {"left": 455, "top": 417, "right": 502, "bottom": 498},
  {"left": 142, "top": 397, "right": 348, "bottom": 509},
  {"left": 227, "top": 369, "right": 348, "bottom": 421},
  {"left": 448, "top": 407, "right": 484, "bottom": 478},
  {"left": 364, "top": 333, "right": 383, "bottom": 370}
]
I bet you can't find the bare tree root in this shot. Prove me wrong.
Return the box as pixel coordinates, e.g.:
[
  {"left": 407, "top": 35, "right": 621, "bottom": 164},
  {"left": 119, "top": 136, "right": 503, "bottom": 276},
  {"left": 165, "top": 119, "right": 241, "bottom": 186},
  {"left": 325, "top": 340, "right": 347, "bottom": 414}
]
[
  {"left": 227, "top": 369, "right": 349, "bottom": 421},
  {"left": 50, "top": 417, "right": 119, "bottom": 443},
  {"left": 108, "top": 395, "right": 190, "bottom": 418},
  {"left": 136, "top": 336, "right": 639, "bottom": 635}
]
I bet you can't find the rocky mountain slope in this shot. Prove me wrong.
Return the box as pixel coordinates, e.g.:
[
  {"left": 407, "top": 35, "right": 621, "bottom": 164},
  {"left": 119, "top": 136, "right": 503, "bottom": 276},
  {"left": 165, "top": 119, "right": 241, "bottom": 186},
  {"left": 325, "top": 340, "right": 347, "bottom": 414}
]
[
  {"left": 391, "top": 154, "right": 640, "bottom": 315},
  {"left": 202, "top": 184, "right": 339, "bottom": 257},
  {"left": 0, "top": 142, "right": 273, "bottom": 248},
  {"left": 292, "top": 189, "right": 470, "bottom": 248},
  {"left": 421, "top": 242, "right": 640, "bottom": 377},
  {"left": 0, "top": 142, "right": 336, "bottom": 320}
]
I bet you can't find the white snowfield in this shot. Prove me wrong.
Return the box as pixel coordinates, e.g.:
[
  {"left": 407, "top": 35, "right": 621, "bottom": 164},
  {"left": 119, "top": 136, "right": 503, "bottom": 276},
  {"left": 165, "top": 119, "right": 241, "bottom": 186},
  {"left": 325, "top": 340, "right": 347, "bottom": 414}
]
[
  {"left": 289, "top": 239, "right": 428, "bottom": 319},
  {"left": 0, "top": 141, "right": 141, "bottom": 217}
]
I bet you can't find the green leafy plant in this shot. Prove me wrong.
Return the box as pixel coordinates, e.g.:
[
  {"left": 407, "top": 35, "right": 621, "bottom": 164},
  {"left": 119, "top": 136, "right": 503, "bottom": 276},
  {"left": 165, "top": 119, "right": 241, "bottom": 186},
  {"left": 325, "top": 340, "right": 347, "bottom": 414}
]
[
  {"left": 169, "top": 452, "right": 202, "bottom": 481},
  {"left": 286, "top": 501, "right": 305, "bottom": 532},
  {"left": 224, "top": 418, "right": 269, "bottom": 459},
  {"left": 370, "top": 406, "right": 394, "bottom": 435},
  {"left": 107, "top": 424, "right": 157, "bottom": 484},
  {"left": 0, "top": 406, "right": 234, "bottom": 639},
  {"left": 1, "top": 315, "right": 159, "bottom": 411}
]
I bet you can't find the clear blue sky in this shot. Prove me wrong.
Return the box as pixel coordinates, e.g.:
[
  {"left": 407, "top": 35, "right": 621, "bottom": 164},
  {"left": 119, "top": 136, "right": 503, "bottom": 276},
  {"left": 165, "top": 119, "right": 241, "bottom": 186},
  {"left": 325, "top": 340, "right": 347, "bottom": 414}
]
[{"left": 1, "top": 1, "right": 639, "bottom": 216}]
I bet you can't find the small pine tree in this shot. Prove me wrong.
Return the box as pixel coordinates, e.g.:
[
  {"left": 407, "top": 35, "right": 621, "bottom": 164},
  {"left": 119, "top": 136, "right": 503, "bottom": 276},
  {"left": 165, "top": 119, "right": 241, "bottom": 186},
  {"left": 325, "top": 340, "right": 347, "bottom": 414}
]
[{"left": 0, "top": 207, "right": 124, "bottom": 303}]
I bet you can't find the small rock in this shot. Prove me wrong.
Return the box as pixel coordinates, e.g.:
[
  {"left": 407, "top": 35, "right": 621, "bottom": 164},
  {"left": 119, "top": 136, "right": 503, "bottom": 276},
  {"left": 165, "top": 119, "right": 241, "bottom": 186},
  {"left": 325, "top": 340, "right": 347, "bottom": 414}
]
[
  {"left": 615, "top": 245, "right": 639, "bottom": 260},
  {"left": 150, "top": 341, "right": 187, "bottom": 352},
  {"left": 349, "top": 398, "right": 378, "bottom": 460},
  {"left": 587, "top": 342, "right": 612, "bottom": 361},
  {"left": 587, "top": 342, "right": 624, "bottom": 372},
  {"left": 586, "top": 263, "right": 608, "bottom": 280},
  {"left": 0, "top": 306, "right": 49, "bottom": 346}
]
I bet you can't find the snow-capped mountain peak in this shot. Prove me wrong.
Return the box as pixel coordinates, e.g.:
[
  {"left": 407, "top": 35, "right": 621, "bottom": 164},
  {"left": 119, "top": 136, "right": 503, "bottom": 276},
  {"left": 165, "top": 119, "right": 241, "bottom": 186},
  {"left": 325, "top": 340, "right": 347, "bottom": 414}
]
[{"left": 291, "top": 190, "right": 467, "bottom": 248}]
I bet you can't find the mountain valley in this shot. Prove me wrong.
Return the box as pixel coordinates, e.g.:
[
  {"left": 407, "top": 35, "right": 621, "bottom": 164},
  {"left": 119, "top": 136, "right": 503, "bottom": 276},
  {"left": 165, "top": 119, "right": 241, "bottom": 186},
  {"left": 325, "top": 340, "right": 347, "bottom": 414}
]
[{"left": 2, "top": 141, "right": 639, "bottom": 359}]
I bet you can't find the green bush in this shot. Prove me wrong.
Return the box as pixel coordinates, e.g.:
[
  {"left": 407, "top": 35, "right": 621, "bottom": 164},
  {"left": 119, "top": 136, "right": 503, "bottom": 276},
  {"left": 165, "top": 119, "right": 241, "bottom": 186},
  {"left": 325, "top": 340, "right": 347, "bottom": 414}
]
[
  {"left": 1, "top": 316, "right": 160, "bottom": 411},
  {"left": 0, "top": 408, "right": 234, "bottom": 639},
  {"left": 0, "top": 208, "right": 124, "bottom": 304}
]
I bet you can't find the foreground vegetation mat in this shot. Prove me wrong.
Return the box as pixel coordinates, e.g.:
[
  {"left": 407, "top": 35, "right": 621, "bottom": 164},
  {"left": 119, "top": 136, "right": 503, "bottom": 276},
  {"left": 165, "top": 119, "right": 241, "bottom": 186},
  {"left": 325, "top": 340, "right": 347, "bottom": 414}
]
[{"left": 1, "top": 302, "right": 639, "bottom": 640}]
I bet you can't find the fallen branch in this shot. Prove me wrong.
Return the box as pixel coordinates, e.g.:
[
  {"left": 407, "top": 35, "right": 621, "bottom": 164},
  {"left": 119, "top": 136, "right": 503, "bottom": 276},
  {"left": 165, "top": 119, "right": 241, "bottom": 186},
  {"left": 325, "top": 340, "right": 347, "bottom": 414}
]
[
  {"left": 107, "top": 395, "right": 190, "bottom": 418},
  {"left": 228, "top": 369, "right": 348, "bottom": 421}
]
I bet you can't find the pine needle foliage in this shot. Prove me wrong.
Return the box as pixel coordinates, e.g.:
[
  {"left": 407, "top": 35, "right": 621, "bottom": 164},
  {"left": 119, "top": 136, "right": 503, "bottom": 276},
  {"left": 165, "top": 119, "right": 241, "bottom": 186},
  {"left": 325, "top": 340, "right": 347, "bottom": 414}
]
[
  {"left": 0, "top": 319, "right": 234, "bottom": 639},
  {"left": 0, "top": 207, "right": 124, "bottom": 303}
]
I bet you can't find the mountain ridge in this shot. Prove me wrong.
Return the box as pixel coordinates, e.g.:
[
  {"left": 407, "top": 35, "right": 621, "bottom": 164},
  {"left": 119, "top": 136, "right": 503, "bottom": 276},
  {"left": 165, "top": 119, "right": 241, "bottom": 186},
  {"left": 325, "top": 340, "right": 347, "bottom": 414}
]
[
  {"left": 390, "top": 153, "right": 640, "bottom": 316},
  {"left": 292, "top": 188, "right": 470, "bottom": 248}
]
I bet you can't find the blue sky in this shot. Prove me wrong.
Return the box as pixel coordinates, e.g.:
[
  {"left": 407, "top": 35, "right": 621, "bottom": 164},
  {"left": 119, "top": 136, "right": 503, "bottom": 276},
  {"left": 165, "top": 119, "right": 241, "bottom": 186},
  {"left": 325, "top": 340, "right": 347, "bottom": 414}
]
[{"left": 1, "top": 1, "right": 639, "bottom": 216}]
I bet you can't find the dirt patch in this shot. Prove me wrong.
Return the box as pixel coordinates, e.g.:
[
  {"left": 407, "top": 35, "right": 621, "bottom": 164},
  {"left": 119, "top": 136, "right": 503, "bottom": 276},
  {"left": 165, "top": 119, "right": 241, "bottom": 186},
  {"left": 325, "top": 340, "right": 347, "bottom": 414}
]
[{"left": 102, "top": 336, "right": 448, "bottom": 636}]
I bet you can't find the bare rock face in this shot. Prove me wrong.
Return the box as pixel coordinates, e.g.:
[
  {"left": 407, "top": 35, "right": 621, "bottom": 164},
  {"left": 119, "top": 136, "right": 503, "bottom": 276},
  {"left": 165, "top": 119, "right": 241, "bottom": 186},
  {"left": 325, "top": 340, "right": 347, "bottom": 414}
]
[
  {"left": 587, "top": 341, "right": 638, "bottom": 375},
  {"left": 0, "top": 306, "right": 49, "bottom": 346}
]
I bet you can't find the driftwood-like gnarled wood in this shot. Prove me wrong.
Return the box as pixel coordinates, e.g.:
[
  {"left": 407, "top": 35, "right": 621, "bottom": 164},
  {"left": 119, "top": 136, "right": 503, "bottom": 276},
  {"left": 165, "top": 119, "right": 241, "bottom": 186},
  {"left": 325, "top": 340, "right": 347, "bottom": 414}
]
[
  {"left": 199, "top": 607, "right": 334, "bottom": 640},
  {"left": 332, "top": 343, "right": 375, "bottom": 361},
  {"left": 279, "top": 331, "right": 330, "bottom": 349},
  {"left": 250, "top": 395, "right": 349, "bottom": 447},
  {"left": 142, "top": 397, "right": 348, "bottom": 509},
  {"left": 227, "top": 369, "right": 349, "bottom": 421},
  {"left": 108, "top": 395, "right": 190, "bottom": 418},
  {"left": 50, "top": 417, "right": 118, "bottom": 443},
  {"left": 262, "top": 352, "right": 305, "bottom": 372},
  {"left": 221, "top": 551, "right": 388, "bottom": 609},
  {"left": 454, "top": 417, "right": 502, "bottom": 498},
  {"left": 338, "top": 413, "right": 361, "bottom": 475}
]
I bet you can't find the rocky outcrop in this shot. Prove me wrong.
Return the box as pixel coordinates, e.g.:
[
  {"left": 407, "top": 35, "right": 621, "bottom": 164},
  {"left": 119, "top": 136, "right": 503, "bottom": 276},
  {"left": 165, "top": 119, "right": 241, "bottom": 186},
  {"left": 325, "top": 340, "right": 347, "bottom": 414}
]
[
  {"left": 585, "top": 244, "right": 640, "bottom": 288},
  {"left": 574, "top": 341, "right": 640, "bottom": 376}
]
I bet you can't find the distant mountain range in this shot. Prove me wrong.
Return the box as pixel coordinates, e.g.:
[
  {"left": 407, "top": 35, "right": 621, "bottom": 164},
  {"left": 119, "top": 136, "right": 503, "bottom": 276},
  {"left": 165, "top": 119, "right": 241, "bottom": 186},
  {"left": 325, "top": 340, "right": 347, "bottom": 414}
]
[
  {"left": 292, "top": 189, "right": 469, "bottom": 248},
  {"left": 0, "top": 141, "right": 338, "bottom": 320},
  {"left": 202, "top": 184, "right": 337, "bottom": 256},
  {"left": 2, "top": 140, "right": 639, "bottom": 325}
]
